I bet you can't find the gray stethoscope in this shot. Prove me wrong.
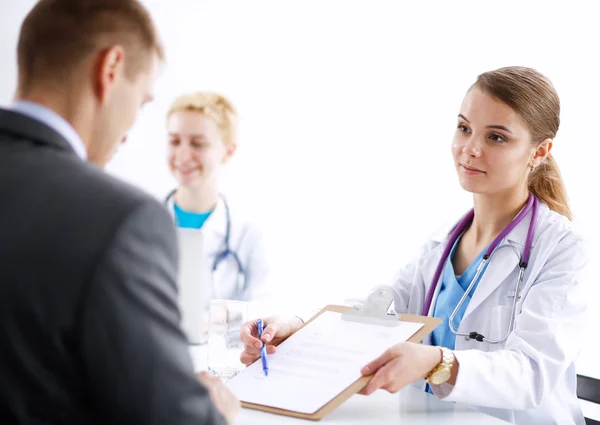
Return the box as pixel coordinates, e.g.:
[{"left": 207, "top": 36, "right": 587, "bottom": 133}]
[
  {"left": 165, "top": 189, "right": 247, "bottom": 295},
  {"left": 422, "top": 193, "right": 539, "bottom": 344}
]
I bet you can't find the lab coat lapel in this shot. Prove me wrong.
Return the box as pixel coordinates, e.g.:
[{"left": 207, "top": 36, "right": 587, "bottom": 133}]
[
  {"left": 201, "top": 197, "right": 227, "bottom": 257},
  {"left": 166, "top": 192, "right": 228, "bottom": 257},
  {"left": 418, "top": 222, "right": 451, "bottom": 320},
  {"left": 417, "top": 219, "right": 466, "bottom": 319},
  {"left": 461, "top": 207, "right": 534, "bottom": 320},
  {"left": 461, "top": 239, "right": 519, "bottom": 320},
  {"left": 418, "top": 243, "right": 445, "bottom": 346},
  {"left": 420, "top": 243, "right": 445, "bottom": 314}
]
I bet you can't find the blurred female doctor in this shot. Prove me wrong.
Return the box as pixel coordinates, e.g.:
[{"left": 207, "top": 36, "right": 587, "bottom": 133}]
[
  {"left": 239, "top": 67, "right": 587, "bottom": 425},
  {"left": 164, "top": 92, "right": 270, "bottom": 307}
]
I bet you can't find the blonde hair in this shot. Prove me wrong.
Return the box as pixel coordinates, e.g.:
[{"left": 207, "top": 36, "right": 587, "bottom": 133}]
[
  {"left": 167, "top": 91, "right": 238, "bottom": 146},
  {"left": 474, "top": 66, "right": 572, "bottom": 220}
]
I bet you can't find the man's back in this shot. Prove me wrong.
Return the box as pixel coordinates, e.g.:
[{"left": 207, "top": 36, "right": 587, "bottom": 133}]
[{"left": 0, "top": 109, "right": 226, "bottom": 424}]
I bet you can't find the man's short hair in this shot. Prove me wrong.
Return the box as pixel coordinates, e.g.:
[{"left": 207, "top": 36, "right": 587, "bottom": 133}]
[{"left": 17, "top": 0, "right": 165, "bottom": 94}]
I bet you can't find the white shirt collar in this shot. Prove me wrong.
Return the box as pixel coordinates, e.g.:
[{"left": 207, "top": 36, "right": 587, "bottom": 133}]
[{"left": 11, "top": 100, "right": 87, "bottom": 160}]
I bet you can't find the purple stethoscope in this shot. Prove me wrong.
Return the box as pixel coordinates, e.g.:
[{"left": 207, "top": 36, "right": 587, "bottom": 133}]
[{"left": 422, "top": 193, "right": 539, "bottom": 344}]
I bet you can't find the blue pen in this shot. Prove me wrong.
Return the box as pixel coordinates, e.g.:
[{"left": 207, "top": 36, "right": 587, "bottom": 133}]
[{"left": 257, "top": 319, "right": 269, "bottom": 376}]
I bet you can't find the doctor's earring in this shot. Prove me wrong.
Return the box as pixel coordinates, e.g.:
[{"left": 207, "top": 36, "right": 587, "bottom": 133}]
[{"left": 530, "top": 165, "right": 535, "bottom": 173}]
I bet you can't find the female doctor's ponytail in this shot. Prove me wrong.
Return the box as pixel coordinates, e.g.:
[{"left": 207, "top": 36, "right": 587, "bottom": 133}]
[
  {"left": 474, "top": 66, "right": 573, "bottom": 221},
  {"left": 528, "top": 153, "right": 571, "bottom": 220}
]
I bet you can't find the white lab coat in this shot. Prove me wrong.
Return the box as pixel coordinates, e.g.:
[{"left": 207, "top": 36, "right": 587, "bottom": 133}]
[
  {"left": 391, "top": 201, "right": 587, "bottom": 425},
  {"left": 165, "top": 194, "right": 272, "bottom": 314}
]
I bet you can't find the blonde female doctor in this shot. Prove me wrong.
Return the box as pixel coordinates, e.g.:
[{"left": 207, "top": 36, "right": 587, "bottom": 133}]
[
  {"left": 239, "top": 67, "right": 587, "bottom": 425},
  {"left": 164, "top": 92, "right": 270, "bottom": 310}
]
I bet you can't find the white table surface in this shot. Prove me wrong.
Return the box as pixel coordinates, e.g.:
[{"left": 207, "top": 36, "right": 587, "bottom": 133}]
[{"left": 189, "top": 345, "right": 509, "bottom": 424}]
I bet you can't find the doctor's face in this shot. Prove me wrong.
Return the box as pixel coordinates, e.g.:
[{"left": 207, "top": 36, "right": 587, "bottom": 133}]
[
  {"left": 451, "top": 88, "right": 537, "bottom": 196},
  {"left": 167, "top": 110, "right": 234, "bottom": 189}
]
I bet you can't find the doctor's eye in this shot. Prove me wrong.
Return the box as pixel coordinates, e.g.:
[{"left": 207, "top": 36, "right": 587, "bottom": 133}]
[
  {"left": 191, "top": 141, "right": 209, "bottom": 149},
  {"left": 457, "top": 123, "right": 470, "bottom": 133},
  {"left": 168, "top": 137, "right": 181, "bottom": 146},
  {"left": 489, "top": 133, "right": 506, "bottom": 143}
]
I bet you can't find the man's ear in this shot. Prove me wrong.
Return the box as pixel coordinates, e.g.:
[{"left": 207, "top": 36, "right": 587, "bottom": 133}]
[{"left": 95, "top": 45, "right": 126, "bottom": 104}]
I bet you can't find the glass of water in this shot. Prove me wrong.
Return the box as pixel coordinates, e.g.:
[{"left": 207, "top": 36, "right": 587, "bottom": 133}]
[{"left": 207, "top": 299, "right": 248, "bottom": 380}]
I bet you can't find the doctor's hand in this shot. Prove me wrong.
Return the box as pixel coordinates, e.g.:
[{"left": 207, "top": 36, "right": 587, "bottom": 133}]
[
  {"left": 358, "top": 342, "right": 449, "bottom": 395},
  {"left": 239, "top": 316, "right": 304, "bottom": 366},
  {"left": 196, "top": 371, "right": 240, "bottom": 424}
]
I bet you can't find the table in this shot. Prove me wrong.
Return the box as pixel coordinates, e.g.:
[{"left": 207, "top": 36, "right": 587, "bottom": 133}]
[{"left": 189, "top": 346, "right": 509, "bottom": 424}]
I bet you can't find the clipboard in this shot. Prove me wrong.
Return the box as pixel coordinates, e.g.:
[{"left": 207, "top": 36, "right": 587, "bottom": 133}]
[{"left": 239, "top": 287, "right": 442, "bottom": 421}]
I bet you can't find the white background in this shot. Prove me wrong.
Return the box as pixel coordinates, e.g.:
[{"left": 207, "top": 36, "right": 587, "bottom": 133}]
[{"left": 1, "top": 0, "right": 598, "bottom": 378}]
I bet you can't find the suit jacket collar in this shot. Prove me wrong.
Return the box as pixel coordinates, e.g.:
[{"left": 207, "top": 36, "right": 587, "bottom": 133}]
[{"left": 0, "top": 108, "right": 77, "bottom": 156}]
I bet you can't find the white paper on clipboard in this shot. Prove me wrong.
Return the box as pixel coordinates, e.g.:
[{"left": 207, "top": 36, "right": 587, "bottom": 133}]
[{"left": 226, "top": 310, "right": 424, "bottom": 414}]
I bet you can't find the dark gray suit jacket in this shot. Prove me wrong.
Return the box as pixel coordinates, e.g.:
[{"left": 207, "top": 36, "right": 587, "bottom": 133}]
[{"left": 0, "top": 108, "right": 226, "bottom": 425}]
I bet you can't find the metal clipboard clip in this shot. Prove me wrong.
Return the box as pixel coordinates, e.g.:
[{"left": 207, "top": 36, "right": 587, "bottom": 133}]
[{"left": 341, "top": 287, "right": 399, "bottom": 327}]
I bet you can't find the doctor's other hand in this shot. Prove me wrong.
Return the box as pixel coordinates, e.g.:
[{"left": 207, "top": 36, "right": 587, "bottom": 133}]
[
  {"left": 239, "top": 316, "right": 304, "bottom": 366},
  {"left": 359, "top": 342, "right": 451, "bottom": 395},
  {"left": 196, "top": 371, "right": 240, "bottom": 424}
]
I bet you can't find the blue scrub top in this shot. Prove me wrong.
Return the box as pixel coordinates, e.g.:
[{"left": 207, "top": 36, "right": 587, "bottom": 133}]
[
  {"left": 430, "top": 233, "right": 490, "bottom": 350},
  {"left": 174, "top": 203, "right": 213, "bottom": 229},
  {"left": 425, "top": 232, "right": 491, "bottom": 394}
]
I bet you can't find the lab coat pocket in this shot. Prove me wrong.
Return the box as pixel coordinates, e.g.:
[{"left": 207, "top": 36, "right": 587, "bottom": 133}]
[{"left": 489, "top": 305, "right": 511, "bottom": 343}]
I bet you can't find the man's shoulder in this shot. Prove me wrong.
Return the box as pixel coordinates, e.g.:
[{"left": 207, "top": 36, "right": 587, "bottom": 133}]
[
  {"left": 73, "top": 162, "right": 168, "bottom": 224},
  {"left": 36, "top": 155, "right": 170, "bottom": 234}
]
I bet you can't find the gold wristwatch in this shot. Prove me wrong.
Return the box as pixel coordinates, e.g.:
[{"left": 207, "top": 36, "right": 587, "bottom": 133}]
[{"left": 425, "top": 346, "right": 455, "bottom": 385}]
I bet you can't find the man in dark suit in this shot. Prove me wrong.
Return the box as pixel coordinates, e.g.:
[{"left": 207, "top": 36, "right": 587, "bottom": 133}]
[{"left": 0, "top": 1, "right": 239, "bottom": 424}]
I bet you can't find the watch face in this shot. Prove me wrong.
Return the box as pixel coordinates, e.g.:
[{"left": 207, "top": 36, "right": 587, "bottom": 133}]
[{"left": 429, "top": 366, "right": 451, "bottom": 385}]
